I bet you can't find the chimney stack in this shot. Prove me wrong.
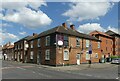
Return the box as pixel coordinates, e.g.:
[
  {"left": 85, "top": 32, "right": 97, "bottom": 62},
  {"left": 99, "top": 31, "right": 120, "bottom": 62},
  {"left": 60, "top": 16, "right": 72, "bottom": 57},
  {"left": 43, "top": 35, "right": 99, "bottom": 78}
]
[
  {"left": 70, "top": 24, "right": 75, "bottom": 30},
  {"left": 33, "top": 33, "right": 37, "bottom": 36},
  {"left": 62, "top": 23, "right": 67, "bottom": 28}
]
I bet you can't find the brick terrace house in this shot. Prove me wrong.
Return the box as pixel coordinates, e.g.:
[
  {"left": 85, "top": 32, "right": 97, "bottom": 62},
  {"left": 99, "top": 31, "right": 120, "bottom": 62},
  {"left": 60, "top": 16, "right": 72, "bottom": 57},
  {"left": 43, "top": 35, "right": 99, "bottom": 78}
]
[
  {"left": 2, "top": 42, "right": 14, "bottom": 60},
  {"left": 26, "top": 23, "right": 101, "bottom": 66},
  {"left": 105, "top": 30, "right": 120, "bottom": 56},
  {"left": 14, "top": 36, "right": 33, "bottom": 63},
  {"left": 90, "top": 30, "right": 113, "bottom": 62}
]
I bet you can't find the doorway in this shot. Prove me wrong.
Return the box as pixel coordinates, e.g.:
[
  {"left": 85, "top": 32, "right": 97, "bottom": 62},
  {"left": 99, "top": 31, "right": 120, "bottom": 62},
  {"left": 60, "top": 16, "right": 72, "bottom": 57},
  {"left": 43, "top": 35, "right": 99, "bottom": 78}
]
[
  {"left": 76, "top": 54, "right": 80, "bottom": 65},
  {"left": 37, "top": 51, "right": 41, "bottom": 65}
]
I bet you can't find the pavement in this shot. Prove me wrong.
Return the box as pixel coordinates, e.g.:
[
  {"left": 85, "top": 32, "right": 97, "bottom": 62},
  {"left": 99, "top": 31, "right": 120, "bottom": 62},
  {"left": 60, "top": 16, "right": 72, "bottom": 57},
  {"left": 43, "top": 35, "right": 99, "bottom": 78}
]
[{"left": 49, "top": 63, "right": 118, "bottom": 71}]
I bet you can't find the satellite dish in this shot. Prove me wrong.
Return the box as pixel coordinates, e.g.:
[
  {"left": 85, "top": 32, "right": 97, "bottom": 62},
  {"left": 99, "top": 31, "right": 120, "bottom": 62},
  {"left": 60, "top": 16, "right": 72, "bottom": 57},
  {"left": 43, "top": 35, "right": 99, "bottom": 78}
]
[{"left": 58, "top": 40, "right": 63, "bottom": 46}]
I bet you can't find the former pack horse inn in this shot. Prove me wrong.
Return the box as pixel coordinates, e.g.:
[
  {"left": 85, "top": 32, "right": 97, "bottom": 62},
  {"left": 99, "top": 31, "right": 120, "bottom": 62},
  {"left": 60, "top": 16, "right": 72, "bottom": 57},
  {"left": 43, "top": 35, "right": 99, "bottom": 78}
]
[{"left": 2, "top": 23, "right": 120, "bottom": 66}]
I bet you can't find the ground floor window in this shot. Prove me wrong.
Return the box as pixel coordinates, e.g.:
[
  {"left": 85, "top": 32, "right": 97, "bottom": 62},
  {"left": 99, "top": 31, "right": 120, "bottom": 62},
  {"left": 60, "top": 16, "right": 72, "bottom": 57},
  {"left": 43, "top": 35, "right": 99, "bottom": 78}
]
[
  {"left": 21, "top": 52, "right": 23, "bottom": 59},
  {"left": 86, "top": 51, "right": 90, "bottom": 60},
  {"left": 63, "top": 50, "right": 69, "bottom": 60},
  {"left": 45, "top": 49, "right": 50, "bottom": 60},
  {"left": 30, "top": 51, "right": 33, "bottom": 59}
]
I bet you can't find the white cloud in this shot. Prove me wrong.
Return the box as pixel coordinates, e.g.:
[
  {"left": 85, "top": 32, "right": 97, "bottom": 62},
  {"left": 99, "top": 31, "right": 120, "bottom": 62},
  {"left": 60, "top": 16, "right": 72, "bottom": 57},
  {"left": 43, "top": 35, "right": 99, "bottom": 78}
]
[
  {"left": 0, "top": 30, "right": 19, "bottom": 45},
  {"left": 62, "top": 2, "right": 114, "bottom": 21},
  {"left": 1, "top": 0, "right": 46, "bottom": 10},
  {"left": 107, "top": 26, "right": 120, "bottom": 34},
  {"left": 77, "top": 23, "right": 119, "bottom": 34},
  {"left": 2, "top": 8, "right": 52, "bottom": 29},
  {"left": 77, "top": 23, "right": 106, "bottom": 33},
  {"left": 0, "top": 0, "right": 52, "bottom": 29},
  {"left": 0, "top": 23, "right": 13, "bottom": 27},
  {"left": 2, "top": 32, "right": 19, "bottom": 40},
  {"left": 19, "top": 31, "right": 27, "bottom": 35}
]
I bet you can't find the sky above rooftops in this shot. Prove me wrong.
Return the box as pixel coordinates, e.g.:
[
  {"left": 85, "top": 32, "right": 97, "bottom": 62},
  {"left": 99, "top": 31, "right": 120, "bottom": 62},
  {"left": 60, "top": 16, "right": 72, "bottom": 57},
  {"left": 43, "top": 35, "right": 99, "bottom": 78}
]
[{"left": 0, "top": 0, "right": 119, "bottom": 45}]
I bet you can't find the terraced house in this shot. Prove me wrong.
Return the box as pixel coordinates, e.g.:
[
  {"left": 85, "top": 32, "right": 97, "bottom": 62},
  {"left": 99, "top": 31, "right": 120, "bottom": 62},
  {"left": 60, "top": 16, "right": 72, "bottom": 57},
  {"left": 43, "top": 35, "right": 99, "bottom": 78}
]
[
  {"left": 4, "top": 23, "right": 119, "bottom": 66},
  {"left": 105, "top": 30, "right": 120, "bottom": 56},
  {"left": 25, "top": 23, "right": 101, "bottom": 66},
  {"left": 90, "top": 30, "right": 113, "bottom": 62},
  {"left": 2, "top": 42, "right": 14, "bottom": 60},
  {"left": 14, "top": 36, "right": 33, "bottom": 63}
]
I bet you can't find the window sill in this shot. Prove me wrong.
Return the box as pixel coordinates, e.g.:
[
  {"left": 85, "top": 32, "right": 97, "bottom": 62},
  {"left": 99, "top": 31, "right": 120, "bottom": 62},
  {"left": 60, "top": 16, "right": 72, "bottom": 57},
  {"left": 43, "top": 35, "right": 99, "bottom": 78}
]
[
  {"left": 45, "top": 60, "right": 50, "bottom": 61},
  {"left": 63, "top": 60, "right": 69, "bottom": 61}
]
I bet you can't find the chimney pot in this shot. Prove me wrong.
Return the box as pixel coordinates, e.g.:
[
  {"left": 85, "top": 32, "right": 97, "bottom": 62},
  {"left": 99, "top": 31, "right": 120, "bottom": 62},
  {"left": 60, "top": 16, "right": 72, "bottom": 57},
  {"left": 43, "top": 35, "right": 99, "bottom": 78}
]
[
  {"left": 62, "top": 23, "right": 67, "bottom": 28},
  {"left": 70, "top": 24, "right": 75, "bottom": 30}
]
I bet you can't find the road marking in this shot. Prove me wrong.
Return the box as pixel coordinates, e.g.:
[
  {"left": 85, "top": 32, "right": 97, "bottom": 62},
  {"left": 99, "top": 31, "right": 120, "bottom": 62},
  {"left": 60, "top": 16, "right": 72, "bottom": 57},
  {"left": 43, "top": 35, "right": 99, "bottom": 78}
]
[
  {"left": 86, "top": 74, "right": 92, "bottom": 76},
  {"left": 17, "top": 67, "right": 26, "bottom": 70},
  {"left": 38, "top": 73, "right": 52, "bottom": 78},
  {"left": 2, "top": 66, "right": 34, "bottom": 70},
  {"left": 116, "top": 77, "right": 119, "bottom": 79},
  {"left": 32, "top": 71, "right": 36, "bottom": 73}
]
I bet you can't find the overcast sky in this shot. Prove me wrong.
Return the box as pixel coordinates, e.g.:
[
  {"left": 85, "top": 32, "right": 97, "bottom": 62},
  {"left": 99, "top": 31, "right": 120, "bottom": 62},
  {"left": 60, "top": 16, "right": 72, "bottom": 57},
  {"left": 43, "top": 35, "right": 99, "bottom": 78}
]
[{"left": 0, "top": 0, "right": 119, "bottom": 45}]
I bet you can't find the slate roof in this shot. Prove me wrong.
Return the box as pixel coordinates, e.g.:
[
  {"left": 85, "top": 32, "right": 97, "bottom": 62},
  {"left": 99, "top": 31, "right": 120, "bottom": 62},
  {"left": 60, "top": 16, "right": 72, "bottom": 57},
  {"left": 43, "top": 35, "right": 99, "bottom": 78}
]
[
  {"left": 14, "top": 36, "right": 33, "bottom": 43},
  {"left": 90, "top": 30, "right": 113, "bottom": 38},
  {"left": 36, "top": 26, "right": 100, "bottom": 41},
  {"left": 7, "top": 45, "right": 14, "bottom": 49},
  {"left": 105, "top": 30, "right": 120, "bottom": 37}
]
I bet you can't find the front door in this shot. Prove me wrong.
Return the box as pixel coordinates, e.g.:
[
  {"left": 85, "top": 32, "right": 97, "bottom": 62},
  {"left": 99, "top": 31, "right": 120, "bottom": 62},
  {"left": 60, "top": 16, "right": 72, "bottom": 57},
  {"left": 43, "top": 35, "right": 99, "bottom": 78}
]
[
  {"left": 17, "top": 53, "right": 20, "bottom": 62},
  {"left": 37, "top": 51, "right": 41, "bottom": 65},
  {"left": 76, "top": 54, "right": 80, "bottom": 65}
]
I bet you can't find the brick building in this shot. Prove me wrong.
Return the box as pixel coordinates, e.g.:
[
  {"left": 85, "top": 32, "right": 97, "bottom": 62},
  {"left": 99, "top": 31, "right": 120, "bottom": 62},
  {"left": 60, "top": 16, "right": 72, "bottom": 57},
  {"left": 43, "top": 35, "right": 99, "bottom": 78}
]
[
  {"left": 105, "top": 30, "right": 120, "bottom": 56},
  {"left": 26, "top": 23, "right": 101, "bottom": 66},
  {"left": 14, "top": 36, "right": 32, "bottom": 63},
  {"left": 2, "top": 42, "right": 14, "bottom": 60},
  {"left": 90, "top": 30, "right": 113, "bottom": 62}
]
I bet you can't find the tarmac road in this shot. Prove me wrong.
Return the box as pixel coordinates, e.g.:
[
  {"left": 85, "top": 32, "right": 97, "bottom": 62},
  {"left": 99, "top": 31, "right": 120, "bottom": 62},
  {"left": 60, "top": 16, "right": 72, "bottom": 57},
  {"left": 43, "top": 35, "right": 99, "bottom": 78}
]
[{"left": 2, "top": 60, "right": 119, "bottom": 79}]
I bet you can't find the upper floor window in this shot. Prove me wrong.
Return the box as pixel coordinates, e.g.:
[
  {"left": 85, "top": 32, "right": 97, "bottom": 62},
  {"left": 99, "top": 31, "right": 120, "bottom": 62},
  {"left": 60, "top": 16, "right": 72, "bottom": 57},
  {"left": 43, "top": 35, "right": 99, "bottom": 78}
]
[
  {"left": 18, "top": 44, "right": 20, "bottom": 49},
  {"left": 21, "top": 43, "right": 23, "bottom": 49},
  {"left": 45, "top": 49, "right": 50, "bottom": 60},
  {"left": 46, "top": 36, "right": 50, "bottom": 46},
  {"left": 86, "top": 40, "right": 90, "bottom": 48},
  {"left": 38, "top": 38, "right": 40, "bottom": 47},
  {"left": 64, "top": 36, "right": 69, "bottom": 46},
  {"left": 98, "top": 42, "right": 100, "bottom": 48},
  {"left": 30, "top": 41, "right": 33, "bottom": 48},
  {"left": 111, "top": 41, "right": 112, "bottom": 45},
  {"left": 15, "top": 46, "right": 17, "bottom": 50},
  {"left": 106, "top": 40, "right": 108, "bottom": 44},
  {"left": 76, "top": 37, "right": 80, "bottom": 46},
  {"left": 63, "top": 50, "right": 69, "bottom": 60}
]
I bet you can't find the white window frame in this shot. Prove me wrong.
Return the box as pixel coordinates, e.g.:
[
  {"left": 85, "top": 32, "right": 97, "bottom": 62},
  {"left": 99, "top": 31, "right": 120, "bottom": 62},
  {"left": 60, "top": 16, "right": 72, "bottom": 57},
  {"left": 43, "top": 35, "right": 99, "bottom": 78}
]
[
  {"left": 45, "top": 49, "right": 50, "bottom": 60},
  {"left": 98, "top": 42, "right": 100, "bottom": 48},
  {"left": 18, "top": 44, "right": 20, "bottom": 49},
  {"left": 38, "top": 38, "right": 40, "bottom": 47},
  {"left": 21, "top": 43, "right": 23, "bottom": 49},
  {"left": 86, "top": 40, "right": 90, "bottom": 48},
  {"left": 46, "top": 36, "right": 50, "bottom": 46},
  {"left": 30, "top": 51, "right": 33, "bottom": 59},
  {"left": 86, "top": 51, "right": 90, "bottom": 60},
  {"left": 21, "top": 52, "right": 23, "bottom": 59},
  {"left": 63, "top": 50, "right": 69, "bottom": 60},
  {"left": 76, "top": 37, "right": 80, "bottom": 46},
  {"left": 31, "top": 41, "right": 33, "bottom": 48}
]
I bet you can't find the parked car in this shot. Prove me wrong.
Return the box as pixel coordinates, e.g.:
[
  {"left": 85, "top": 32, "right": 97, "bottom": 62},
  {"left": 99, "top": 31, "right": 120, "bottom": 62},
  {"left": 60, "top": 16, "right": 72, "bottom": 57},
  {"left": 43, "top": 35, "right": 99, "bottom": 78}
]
[{"left": 111, "top": 58, "right": 120, "bottom": 64}]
